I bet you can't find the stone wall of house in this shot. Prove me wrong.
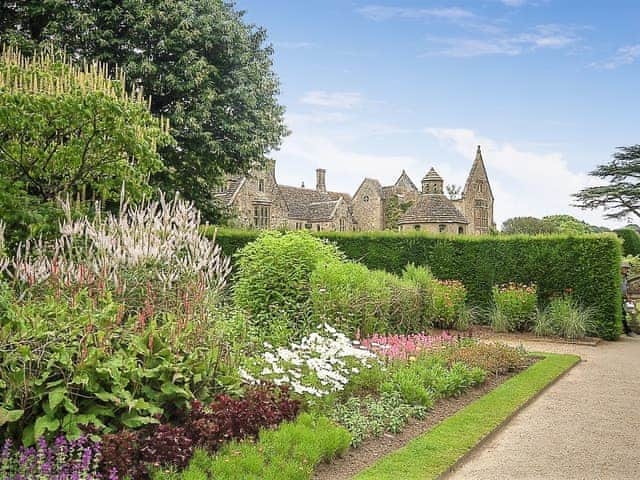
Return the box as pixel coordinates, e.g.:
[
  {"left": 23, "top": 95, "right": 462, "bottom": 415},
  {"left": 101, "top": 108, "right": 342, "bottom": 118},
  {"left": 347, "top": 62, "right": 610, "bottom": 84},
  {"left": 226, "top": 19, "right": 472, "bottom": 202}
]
[
  {"left": 228, "top": 163, "right": 289, "bottom": 229},
  {"left": 462, "top": 178, "right": 493, "bottom": 235},
  {"left": 399, "top": 222, "right": 468, "bottom": 234},
  {"left": 352, "top": 179, "right": 384, "bottom": 231}
]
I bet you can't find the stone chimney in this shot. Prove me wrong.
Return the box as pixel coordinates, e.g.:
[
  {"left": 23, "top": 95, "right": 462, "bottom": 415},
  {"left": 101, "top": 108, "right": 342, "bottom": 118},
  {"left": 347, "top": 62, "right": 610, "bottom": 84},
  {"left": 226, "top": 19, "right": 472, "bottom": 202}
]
[{"left": 316, "top": 168, "right": 326, "bottom": 193}]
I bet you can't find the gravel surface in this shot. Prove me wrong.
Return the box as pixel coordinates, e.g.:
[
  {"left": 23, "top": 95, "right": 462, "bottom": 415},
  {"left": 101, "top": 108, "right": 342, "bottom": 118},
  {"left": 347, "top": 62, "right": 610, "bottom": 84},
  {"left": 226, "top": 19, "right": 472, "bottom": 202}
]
[{"left": 445, "top": 337, "right": 640, "bottom": 480}]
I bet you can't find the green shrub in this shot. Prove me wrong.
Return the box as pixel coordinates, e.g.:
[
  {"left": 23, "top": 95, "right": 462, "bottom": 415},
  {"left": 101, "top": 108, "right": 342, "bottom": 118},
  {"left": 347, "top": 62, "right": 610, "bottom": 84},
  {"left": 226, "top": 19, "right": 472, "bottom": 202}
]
[
  {"left": 545, "top": 296, "right": 597, "bottom": 340},
  {"left": 429, "top": 280, "right": 467, "bottom": 329},
  {"left": 615, "top": 228, "right": 640, "bottom": 256},
  {"left": 158, "top": 414, "right": 351, "bottom": 480},
  {"left": 233, "top": 231, "right": 343, "bottom": 333},
  {"left": 492, "top": 283, "right": 537, "bottom": 331},
  {"left": 0, "top": 291, "right": 240, "bottom": 445},
  {"left": 210, "top": 229, "right": 623, "bottom": 340},
  {"left": 310, "top": 261, "right": 422, "bottom": 336}
]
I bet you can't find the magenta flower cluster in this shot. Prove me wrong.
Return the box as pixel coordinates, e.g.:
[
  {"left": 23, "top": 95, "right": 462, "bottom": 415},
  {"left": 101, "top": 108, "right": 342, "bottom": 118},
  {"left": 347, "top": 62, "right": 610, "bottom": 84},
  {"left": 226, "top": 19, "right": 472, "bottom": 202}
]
[
  {"left": 361, "top": 332, "right": 456, "bottom": 361},
  {"left": 0, "top": 435, "right": 117, "bottom": 480}
]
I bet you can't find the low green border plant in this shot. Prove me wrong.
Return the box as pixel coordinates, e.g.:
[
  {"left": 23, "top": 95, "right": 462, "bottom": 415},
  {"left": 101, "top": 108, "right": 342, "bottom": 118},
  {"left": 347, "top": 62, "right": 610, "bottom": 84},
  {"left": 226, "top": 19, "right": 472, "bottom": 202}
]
[{"left": 353, "top": 352, "right": 580, "bottom": 480}]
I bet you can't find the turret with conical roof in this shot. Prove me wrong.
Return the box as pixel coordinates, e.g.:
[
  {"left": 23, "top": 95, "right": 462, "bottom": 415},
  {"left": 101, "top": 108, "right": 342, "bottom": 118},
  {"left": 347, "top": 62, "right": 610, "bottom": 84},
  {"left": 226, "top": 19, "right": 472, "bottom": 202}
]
[{"left": 422, "top": 167, "right": 444, "bottom": 194}]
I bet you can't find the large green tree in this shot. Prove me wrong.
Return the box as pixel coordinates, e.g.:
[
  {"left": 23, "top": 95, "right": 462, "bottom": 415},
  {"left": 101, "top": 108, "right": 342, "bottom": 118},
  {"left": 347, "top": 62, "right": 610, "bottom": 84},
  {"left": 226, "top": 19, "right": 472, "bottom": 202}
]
[
  {"left": 501, "top": 217, "right": 557, "bottom": 235},
  {"left": 0, "top": 0, "right": 288, "bottom": 221},
  {"left": 574, "top": 145, "right": 640, "bottom": 220}
]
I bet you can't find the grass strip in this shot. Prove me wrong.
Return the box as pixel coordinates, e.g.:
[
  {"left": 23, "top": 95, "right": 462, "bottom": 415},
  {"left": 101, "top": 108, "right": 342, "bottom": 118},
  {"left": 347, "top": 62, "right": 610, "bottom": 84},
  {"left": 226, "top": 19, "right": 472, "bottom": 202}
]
[{"left": 354, "top": 353, "right": 580, "bottom": 480}]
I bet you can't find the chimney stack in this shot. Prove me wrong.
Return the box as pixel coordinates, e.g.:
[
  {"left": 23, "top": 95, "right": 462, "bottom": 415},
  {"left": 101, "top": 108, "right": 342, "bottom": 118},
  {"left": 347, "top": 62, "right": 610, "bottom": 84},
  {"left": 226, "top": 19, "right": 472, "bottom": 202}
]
[{"left": 316, "top": 168, "right": 326, "bottom": 193}]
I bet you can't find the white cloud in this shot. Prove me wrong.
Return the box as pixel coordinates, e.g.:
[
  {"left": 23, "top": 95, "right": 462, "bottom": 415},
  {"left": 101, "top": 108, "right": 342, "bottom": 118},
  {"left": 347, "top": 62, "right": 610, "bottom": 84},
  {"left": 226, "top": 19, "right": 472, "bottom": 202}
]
[
  {"left": 357, "top": 5, "right": 474, "bottom": 22},
  {"left": 425, "top": 127, "right": 621, "bottom": 228},
  {"left": 300, "top": 91, "right": 364, "bottom": 109},
  {"left": 424, "top": 24, "right": 581, "bottom": 57},
  {"left": 592, "top": 44, "right": 640, "bottom": 69},
  {"left": 274, "top": 113, "right": 420, "bottom": 192}
]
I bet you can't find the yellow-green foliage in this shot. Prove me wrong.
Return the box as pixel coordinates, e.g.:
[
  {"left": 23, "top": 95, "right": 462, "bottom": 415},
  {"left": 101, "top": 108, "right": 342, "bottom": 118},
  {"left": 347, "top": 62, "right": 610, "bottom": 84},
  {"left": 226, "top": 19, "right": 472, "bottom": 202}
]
[{"left": 0, "top": 44, "right": 171, "bottom": 202}]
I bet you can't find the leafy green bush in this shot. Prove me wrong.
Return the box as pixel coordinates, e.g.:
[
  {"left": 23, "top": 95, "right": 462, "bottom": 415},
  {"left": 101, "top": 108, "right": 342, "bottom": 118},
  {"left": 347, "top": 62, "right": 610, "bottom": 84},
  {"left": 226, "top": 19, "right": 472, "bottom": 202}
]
[
  {"left": 155, "top": 414, "right": 351, "bottom": 480},
  {"left": 492, "top": 283, "right": 537, "bottom": 332},
  {"left": 0, "top": 291, "right": 240, "bottom": 445},
  {"left": 429, "top": 280, "right": 467, "bottom": 329},
  {"left": 233, "top": 231, "right": 343, "bottom": 333},
  {"left": 310, "top": 260, "right": 422, "bottom": 336},
  {"left": 544, "top": 296, "right": 597, "bottom": 340},
  {"left": 211, "top": 229, "right": 623, "bottom": 340},
  {"left": 330, "top": 392, "right": 427, "bottom": 447},
  {"left": 615, "top": 228, "right": 640, "bottom": 256}
]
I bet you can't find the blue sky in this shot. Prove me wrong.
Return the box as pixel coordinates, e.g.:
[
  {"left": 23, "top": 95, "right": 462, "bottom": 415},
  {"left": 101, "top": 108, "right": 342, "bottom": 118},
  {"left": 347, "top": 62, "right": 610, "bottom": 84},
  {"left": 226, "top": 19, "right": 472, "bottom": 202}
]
[{"left": 236, "top": 0, "right": 640, "bottom": 228}]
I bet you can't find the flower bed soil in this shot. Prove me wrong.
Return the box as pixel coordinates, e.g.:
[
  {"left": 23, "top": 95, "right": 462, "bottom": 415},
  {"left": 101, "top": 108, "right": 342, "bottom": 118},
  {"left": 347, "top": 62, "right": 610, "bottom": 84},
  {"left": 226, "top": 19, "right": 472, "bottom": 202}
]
[{"left": 313, "top": 364, "right": 532, "bottom": 480}]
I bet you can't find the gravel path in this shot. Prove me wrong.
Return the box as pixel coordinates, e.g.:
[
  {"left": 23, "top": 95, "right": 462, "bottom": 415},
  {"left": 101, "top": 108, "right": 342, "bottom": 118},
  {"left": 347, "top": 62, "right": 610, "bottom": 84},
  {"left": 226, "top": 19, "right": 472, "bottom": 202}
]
[{"left": 446, "top": 337, "right": 640, "bottom": 480}]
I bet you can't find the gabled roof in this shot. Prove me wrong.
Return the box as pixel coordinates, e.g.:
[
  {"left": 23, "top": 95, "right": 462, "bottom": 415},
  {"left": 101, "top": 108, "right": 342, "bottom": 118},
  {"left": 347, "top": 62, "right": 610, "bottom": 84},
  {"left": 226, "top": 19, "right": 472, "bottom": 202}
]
[
  {"left": 279, "top": 185, "right": 348, "bottom": 221},
  {"left": 214, "top": 176, "right": 245, "bottom": 206},
  {"left": 463, "top": 145, "right": 494, "bottom": 200},
  {"left": 394, "top": 170, "right": 418, "bottom": 191},
  {"left": 398, "top": 194, "right": 468, "bottom": 224},
  {"left": 353, "top": 178, "right": 383, "bottom": 199}
]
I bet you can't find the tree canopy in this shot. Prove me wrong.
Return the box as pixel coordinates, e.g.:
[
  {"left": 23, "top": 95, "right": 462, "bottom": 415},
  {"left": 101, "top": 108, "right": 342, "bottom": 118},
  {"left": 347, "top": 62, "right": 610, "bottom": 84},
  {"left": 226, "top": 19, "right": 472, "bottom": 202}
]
[
  {"left": 573, "top": 145, "right": 640, "bottom": 220},
  {"left": 501, "top": 217, "right": 557, "bottom": 235},
  {"left": 0, "top": 45, "right": 170, "bottom": 203},
  {"left": 0, "top": 0, "right": 288, "bottom": 221},
  {"left": 501, "top": 215, "right": 602, "bottom": 235}
]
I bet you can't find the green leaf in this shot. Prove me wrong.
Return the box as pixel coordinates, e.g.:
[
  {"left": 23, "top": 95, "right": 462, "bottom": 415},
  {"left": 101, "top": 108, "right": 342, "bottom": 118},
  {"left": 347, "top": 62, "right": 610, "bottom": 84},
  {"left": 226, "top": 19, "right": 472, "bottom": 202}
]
[
  {"left": 34, "top": 414, "right": 60, "bottom": 439},
  {"left": 48, "top": 387, "right": 67, "bottom": 411},
  {"left": 0, "top": 407, "right": 24, "bottom": 426},
  {"left": 120, "top": 414, "right": 159, "bottom": 429}
]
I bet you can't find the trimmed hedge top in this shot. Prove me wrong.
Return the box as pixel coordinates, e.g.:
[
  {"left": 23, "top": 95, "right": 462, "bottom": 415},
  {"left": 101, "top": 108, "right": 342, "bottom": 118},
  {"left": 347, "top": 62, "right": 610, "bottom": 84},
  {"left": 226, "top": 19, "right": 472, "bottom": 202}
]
[{"left": 205, "top": 228, "right": 623, "bottom": 340}]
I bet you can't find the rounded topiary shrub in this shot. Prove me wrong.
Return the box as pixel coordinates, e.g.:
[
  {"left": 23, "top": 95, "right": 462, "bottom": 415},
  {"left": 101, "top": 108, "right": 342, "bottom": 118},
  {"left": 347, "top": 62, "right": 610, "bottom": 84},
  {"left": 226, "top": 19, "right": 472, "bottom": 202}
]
[
  {"left": 233, "top": 231, "right": 343, "bottom": 329},
  {"left": 615, "top": 228, "right": 640, "bottom": 256}
]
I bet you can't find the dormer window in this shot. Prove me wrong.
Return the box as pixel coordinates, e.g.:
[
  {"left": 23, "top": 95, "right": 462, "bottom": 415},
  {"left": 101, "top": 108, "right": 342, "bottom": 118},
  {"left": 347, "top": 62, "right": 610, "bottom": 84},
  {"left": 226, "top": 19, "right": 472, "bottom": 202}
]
[{"left": 363, "top": 195, "right": 369, "bottom": 202}]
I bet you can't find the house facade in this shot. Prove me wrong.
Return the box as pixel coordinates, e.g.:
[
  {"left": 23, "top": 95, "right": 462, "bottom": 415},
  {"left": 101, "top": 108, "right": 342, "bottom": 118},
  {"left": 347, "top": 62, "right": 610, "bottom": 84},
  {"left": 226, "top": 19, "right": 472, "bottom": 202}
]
[{"left": 215, "top": 146, "right": 495, "bottom": 234}]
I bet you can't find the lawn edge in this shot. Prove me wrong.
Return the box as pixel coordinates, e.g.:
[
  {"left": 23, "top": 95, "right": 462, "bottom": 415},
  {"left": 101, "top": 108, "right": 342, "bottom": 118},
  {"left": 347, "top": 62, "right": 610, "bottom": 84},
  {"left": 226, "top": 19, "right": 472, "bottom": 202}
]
[
  {"left": 437, "top": 353, "right": 580, "bottom": 479},
  {"left": 352, "top": 353, "right": 581, "bottom": 480}
]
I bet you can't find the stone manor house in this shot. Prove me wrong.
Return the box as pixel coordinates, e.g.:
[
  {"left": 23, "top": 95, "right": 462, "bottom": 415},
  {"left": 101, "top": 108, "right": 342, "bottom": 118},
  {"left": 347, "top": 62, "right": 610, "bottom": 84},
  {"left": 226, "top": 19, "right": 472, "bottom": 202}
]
[{"left": 215, "top": 146, "right": 495, "bottom": 235}]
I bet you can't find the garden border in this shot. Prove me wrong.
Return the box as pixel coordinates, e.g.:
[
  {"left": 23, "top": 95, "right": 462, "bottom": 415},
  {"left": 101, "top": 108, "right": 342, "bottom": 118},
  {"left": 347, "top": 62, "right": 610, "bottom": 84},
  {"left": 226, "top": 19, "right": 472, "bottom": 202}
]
[{"left": 352, "top": 353, "right": 580, "bottom": 480}]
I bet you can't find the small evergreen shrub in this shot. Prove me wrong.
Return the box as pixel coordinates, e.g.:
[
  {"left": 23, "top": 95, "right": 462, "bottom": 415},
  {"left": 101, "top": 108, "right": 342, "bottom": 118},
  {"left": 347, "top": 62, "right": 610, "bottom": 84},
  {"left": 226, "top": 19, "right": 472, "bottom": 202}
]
[
  {"left": 615, "top": 228, "right": 640, "bottom": 256},
  {"left": 233, "top": 231, "right": 343, "bottom": 333},
  {"left": 492, "top": 283, "right": 538, "bottom": 332}
]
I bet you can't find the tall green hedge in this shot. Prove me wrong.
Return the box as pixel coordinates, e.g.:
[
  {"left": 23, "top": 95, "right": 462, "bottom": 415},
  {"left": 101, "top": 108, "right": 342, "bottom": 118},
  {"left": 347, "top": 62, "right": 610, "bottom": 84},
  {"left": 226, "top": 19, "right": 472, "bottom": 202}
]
[
  {"left": 614, "top": 228, "right": 640, "bottom": 256},
  {"left": 205, "top": 228, "right": 623, "bottom": 340}
]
